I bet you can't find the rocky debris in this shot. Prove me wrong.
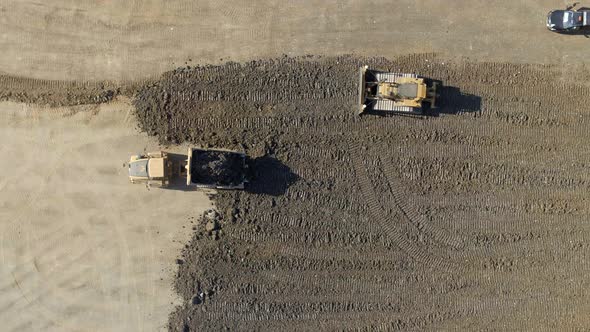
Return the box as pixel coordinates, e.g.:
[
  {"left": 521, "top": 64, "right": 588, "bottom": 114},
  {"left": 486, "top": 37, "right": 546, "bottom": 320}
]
[
  {"left": 190, "top": 151, "right": 244, "bottom": 186},
  {"left": 205, "top": 209, "right": 219, "bottom": 220},
  {"left": 205, "top": 221, "right": 218, "bottom": 232},
  {"left": 204, "top": 209, "right": 221, "bottom": 240},
  {"left": 191, "top": 294, "right": 202, "bottom": 305}
]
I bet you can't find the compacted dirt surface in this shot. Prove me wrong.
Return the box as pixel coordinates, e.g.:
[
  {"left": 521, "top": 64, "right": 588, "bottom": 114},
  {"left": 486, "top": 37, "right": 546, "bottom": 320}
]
[
  {"left": 0, "top": 74, "right": 135, "bottom": 106},
  {"left": 0, "top": 100, "right": 212, "bottom": 332},
  {"left": 2, "top": 0, "right": 589, "bottom": 82},
  {"left": 130, "top": 55, "right": 590, "bottom": 331},
  {"left": 5, "top": 2, "right": 590, "bottom": 331}
]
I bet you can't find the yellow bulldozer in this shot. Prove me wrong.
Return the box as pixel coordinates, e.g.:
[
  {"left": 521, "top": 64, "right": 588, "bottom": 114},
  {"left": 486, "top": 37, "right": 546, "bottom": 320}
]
[{"left": 358, "top": 65, "right": 438, "bottom": 115}]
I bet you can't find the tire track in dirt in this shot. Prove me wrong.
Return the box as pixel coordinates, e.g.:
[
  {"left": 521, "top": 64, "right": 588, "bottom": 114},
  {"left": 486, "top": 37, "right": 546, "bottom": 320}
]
[{"left": 348, "top": 141, "right": 456, "bottom": 271}]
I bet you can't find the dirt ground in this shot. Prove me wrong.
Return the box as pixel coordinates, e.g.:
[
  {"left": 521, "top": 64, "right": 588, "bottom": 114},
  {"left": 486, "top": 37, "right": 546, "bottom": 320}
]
[
  {"left": 2, "top": 0, "right": 590, "bottom": 82},
  {"left": 134, "top": 55, "right": 590, "bottom": 331},
  {"left": 0, "top": 99, "right": 212, "bottom": 331},
  {"left": 3, "top": 1, "right": 590, "bottom": 331}
]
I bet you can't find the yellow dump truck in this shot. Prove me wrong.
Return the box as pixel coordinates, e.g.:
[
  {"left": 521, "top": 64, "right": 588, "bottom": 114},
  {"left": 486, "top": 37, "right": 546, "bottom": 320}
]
[{"left": 128, "top": 148, "right": 247, "bottom": 189}]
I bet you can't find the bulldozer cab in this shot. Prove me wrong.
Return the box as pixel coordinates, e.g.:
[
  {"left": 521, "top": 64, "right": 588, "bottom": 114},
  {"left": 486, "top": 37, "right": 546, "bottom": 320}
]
[{"left": 374, "top": 78, "right": 427, "bottom": 108}]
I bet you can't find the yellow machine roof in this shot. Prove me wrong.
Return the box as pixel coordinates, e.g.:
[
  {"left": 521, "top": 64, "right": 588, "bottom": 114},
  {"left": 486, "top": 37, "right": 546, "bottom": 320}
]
[{"left": 148, "top": 158, "right": 165, "bottom": 178}]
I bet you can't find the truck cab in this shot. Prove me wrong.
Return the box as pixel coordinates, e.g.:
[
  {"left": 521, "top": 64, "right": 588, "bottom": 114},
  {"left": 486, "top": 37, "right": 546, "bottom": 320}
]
[{"left": 128, "top": 151, "right": 172, "bottom": 187}]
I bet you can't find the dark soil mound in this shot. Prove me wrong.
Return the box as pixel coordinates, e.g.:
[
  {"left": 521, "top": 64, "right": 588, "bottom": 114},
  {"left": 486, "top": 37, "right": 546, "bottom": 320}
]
[{"left": 191, "top": 151, "right": 244, "bottom": 186}]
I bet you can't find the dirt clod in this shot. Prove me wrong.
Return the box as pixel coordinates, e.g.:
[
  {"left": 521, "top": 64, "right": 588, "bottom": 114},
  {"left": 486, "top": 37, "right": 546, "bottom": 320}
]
[{"left": 205, "top": 221, "right": 218, "bottom": 232}]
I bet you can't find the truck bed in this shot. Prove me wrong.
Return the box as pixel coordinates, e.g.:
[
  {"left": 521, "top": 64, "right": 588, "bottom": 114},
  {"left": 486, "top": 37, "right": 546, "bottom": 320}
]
[{"left": 186, "top": 148, "right": 246, "bottom": 189}]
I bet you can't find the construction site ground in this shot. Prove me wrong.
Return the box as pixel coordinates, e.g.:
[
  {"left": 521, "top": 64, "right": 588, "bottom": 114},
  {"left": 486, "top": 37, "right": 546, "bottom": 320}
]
[
  {"left": 2, "top": 1, "right": 590, "bottom": 331},
  {"left": 0, "top": 100, "right": 212, "bottom": 331}
]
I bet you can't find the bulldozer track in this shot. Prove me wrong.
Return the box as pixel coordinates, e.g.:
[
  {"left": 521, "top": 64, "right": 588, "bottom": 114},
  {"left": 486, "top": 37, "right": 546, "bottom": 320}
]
[
  {"left": 378, "top": 154, "right": 465, "bottom": 250},
  {"left": 348, "top": 141, "right": 455, "bottom": 272}
]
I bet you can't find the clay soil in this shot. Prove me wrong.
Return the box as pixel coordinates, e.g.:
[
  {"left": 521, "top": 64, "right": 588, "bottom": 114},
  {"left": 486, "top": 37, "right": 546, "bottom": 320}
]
[{"left": 131, "top": 54, "right": 590, "bottom": 331}]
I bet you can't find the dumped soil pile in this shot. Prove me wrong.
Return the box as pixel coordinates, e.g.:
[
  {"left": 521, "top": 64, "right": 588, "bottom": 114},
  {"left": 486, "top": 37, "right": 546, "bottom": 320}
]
[
  {"left": 133, "top": 55, "right": 590, "bottom": 331},
  {"left": 132, "top": 55, "right": 381, "bottom": 144},
  {"left": 190, "top": 150, "right": 244, "bottom": 186}
]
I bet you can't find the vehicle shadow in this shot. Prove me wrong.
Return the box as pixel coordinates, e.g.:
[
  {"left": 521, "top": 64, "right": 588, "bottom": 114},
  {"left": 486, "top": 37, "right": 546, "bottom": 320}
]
[
  {"left": 245, "top": 155, "right": 299, "bottom": 196},
  {"left": 424, "top": 85, "right": 482, "bottom": 116},
  {"left": 555, "top": 29, "right": 590, "bottom": 37}
]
